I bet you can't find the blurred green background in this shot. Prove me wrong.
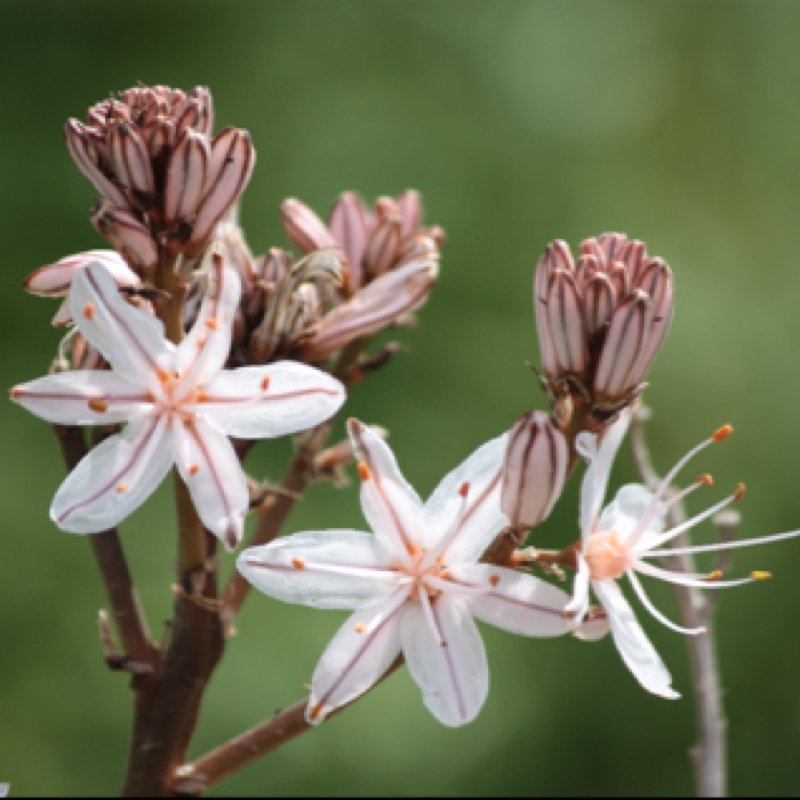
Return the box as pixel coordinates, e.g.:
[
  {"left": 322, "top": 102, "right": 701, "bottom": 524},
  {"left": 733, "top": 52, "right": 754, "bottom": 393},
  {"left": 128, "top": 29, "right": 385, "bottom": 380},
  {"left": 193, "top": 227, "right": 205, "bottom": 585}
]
[{"left": 2, "top": 0, "right": 800, "bottom": 795}]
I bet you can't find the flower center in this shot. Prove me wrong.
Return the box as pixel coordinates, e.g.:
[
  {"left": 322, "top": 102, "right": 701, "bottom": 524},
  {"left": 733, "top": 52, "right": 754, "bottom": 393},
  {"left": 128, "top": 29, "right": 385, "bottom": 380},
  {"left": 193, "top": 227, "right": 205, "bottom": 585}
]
[
  {"left": 584, "top": 530, "right": 631, "bottom": 580},
  {"left": 405, "top": 549, "right": 447, "bottom": 600}
]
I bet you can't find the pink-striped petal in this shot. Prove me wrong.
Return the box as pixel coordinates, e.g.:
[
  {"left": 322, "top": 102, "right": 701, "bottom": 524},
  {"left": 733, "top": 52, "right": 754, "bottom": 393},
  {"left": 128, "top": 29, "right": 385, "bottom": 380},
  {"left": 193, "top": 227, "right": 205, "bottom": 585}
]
[
  {"left": 69, "top": 263, "right": 174, "bottom": 395},
  {"left": 329, "top": 192, "right": 368, "bottom": 290},
  {"left": 546, "top": 269, "right": 587, "bottom": 374},
  {"left": 237, "top": 530, "right": 402, "bottom": 610},
  {"left": 174, "top": 417, "right": 248, "bottom": 551},
  {"left": 10, "top": 371, "right": 151, "bottom": 426},
  {"left": 307, "top": 587, "right": 410, "bottom": 725},
  {"left": 448, "top": 564, "right": 572, "bottom": 637},
  {"left": 593, "top": 579, "right": 679, "bottom": 699},
  {"left": 50, "top": 413, "right": 173, "bottom": 534},
  {"left": 402, "top": 594, "right": 489, "bottom": 727},
  {"left": 347, "top": 419, "right": 424, "bottom": 559},
  {"left": 422, "top": 433, "right": 509, "bottom": 567},
  {"left": 195, "top": 361, "right": 345, "bottom": 439},
  {"left": 24, "top": 250, "right": 138, "bottom": 298}
]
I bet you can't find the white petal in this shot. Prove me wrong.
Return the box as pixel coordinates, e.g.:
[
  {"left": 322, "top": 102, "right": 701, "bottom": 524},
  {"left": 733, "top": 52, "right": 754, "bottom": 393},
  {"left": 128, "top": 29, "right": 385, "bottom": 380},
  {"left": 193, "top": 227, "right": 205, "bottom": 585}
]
[
  {"left": 11, "top": 371, "right": 151, "bottom": 426},
  {"left": 69, "top": 263, "right": 174, "bottom": 393},
  {"left": 237, "top": 530, "right": 403, "bottom": 610},
  {"left": 307, "top": 589, "right": 409, "bottom": 725},
  {"left": 593, "top": 580, "right": 679, "bottom": 699},
  {"left": 573, "top": 609, "right": 611, "bottom": 642},
  {"left": 422, "top": 433, "right": 509, "bottom": 567},
  {"left": 577, "top": 412, "right": 631, "bottom": 542},
  {"left": 195, "top": 362, "right": 346, "bottom": 439},
  {"left": 25, "top": 250, "right": 138, "bottom": 297},
  {"left": 348, "top": 419, "right": 424, "bottom": 557},
  {"left": 402, "top": 595, "right": 489, "bottom": 727},
  {"left": 449, "top": 564, "right": 572, "bottom": 638},
  {"left": 565, "top": 553, "right": 592, "bottom": 625},
  {"left": 598, "top": 484, "right": 664, "bottom": 543},
  {"left": 52, "top": 300, "right": 74, "bottom": 327},
  {"left": 174, "top": 254, "right": 241, "bottom": 386},
  {"left": 51, "top": 414, "right": 173, "bottom": 533},
  {"left": 174, "top": 418, "right": 248, "bottom": 551}
]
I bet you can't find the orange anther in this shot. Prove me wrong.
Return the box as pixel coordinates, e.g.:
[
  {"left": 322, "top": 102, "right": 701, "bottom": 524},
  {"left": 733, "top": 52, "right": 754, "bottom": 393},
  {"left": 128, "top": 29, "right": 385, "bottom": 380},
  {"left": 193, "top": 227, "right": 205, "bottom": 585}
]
[
  {"left": 292, "top": 558, "right": 306, "bottom": 570},
  {"left": 261, "top": 375, "right": 271, "bottom": 391},
  {"left": 697, "top": 473, "right": 713, "bottom": 486},
  {"left": 489, "top": 575, "right": 500, "bottom": 588},
  {"left": 704, "top": 570, "right": 723, "bottom": 582},
  {"left": 188, "top": 464, "right": 200, "bottom": 477},
  {"left": 83, "top": 302, "right": 95, "bottom": 320},
  {"left": 711, "top": 424, "right": 733, "bottom": 443},
  {"left": 309, "top": 703, "right": 324, "bottom": 722},
  {"left": 354, "top": 623, "right": 367, "bottom": 633},
  {"left": 157, "top": 369, "right": 172, "bottom": 385},
  {"left": 116, "top": 483, "right": 128, "bottom": 493},
  {"left": 733, "top": 483, "right": 746, "bottom": 502},
  {"left": 459, "top": 482, "right": 470, "bottom": 498},
  {"left": 751, "top": 571, "right": 772, "bottom": 581},
  {"left": 206, "top": 317, "right": 220, "bottom": 331},
  {"left": 357, "top": 462, "right": 372, "bottom": 481},
  {"left": 88, "top": 399, "right": 108, "bottom": 413}
]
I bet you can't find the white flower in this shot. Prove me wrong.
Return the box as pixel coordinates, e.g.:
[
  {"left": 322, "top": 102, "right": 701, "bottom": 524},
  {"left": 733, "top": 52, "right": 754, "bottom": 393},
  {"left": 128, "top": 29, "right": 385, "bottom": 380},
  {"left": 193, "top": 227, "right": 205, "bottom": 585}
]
[
  {"left": 568, "top": 415, "right": 799, "bottom": 698},
  {"left": 11, "top": 258, "right": 345, "bottom": 549},
  {"left": 238, "top": 420, "right": 575, "bottom": 728}
]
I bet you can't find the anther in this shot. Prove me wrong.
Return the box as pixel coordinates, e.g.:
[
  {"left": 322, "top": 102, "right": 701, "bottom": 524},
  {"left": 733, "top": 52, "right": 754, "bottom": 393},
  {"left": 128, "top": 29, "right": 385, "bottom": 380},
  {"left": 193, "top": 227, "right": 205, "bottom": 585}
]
[
  {"left": 711, "top": 424, "right": 733, "bottom": 443},
  {"left": 206, "top": 317, "right": 220, "bottom": 331},
  {"left": 354, "top": 623, "right": 367, "bottom": 633},
  {"left": 751, "top": 571, "right": 772, "bottom": 581},
  {"left": 489, "top": 575, "right": 500, "bottom": 588},
  {"left": 83, "top": 302, "right": 95, "bottom": 320},
  {"left": 292, "top": 558, "right": 306, "bottom": 570},
  {"left": 308, "top": 703, "right": 324, "bottom": 722},
  {"left": 697, "top": 473, "right": 713, "bottom": 486},
  {"left": 261, "top": 375, "right": 270, "bottom": 391},
  {"left": 733, "top": 483, "right": 746, "bottom": 502},
  {"left": 188, "top": 464, "right": 200, "bottom": 476},
  {"left": 157, "top": 369, "right": 172, "bottom": 385},
  {"left": 704, "top": 570, "right": 723, "bottom": 582},
  {"left": 357, "top": 462, "right": 371, "bottom": 481},
  {"left": 88, "top": 399, "right": 108, "bottom": 413},
  {"left": 116, "top": 483, "right": 128, "bottom": 493},
  {"left": 459, "top": 482, "right": 470, "bottom": 498}
]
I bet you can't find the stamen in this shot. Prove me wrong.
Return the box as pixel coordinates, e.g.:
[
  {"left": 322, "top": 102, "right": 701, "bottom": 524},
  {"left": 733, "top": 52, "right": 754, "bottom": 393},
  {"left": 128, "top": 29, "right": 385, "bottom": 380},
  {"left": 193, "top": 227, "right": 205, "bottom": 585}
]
[
  {"left": 261, "top": 375, "right": 270, "bottom": 391},
  {"left": 116, "top": 483, "right": 128, "bottom": 493},
  {"left": 751, "top": 571, "right": 772, "bottom": 581},
  {"left": 418, "top": 484, "right": 472, "bottom": 572},
  {"left": 354, "top": 623, "right": 367, "bottom": 633},
  {"left": 83, "top": 302, "right": 95, "bottom": 320},
  {"left": 206, "top": 317, "right": 220, "bottom": 331},
  {"left": 712, "top": 424, "right": 733, "bottom": 443},
  {"left": 292, "top": 558, "right": 306, "bottom": 570},
  {"left": 357, "top": 462, "right": 371, "bottom": 481},
  {"left": 490, "top": 575, "right": 500, "bottom": 587},
  {"left": 88, "top": 399, "right": 108, "bottom": 413},
  {"left": 697, "top": 473, "right": 713, "bottom": 486},
  {"left": 627, "top": 569, "right": 707, "bottom": 635},
  {"left": 734, "top": 483, "right": 746, "bottom": 502},
  {"left": 705, "top": 570, "right": 723, "bottom": 582},
  {"left": 459, "top": 481, "right": 470, "bottom": 498},
  {"left": 188, "top": 464, "right": 200, "bottom": 476}
]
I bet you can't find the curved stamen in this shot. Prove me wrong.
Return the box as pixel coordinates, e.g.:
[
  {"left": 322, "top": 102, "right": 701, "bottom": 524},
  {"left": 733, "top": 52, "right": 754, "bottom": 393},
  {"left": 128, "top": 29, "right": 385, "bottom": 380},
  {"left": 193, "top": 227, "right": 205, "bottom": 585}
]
[
  {"left": 626, "top": 569, "right": 707, "bottom": 635},
  {"left": 418, "top": 483, "right": 470, "bottom": 573},
  {"left": 634, "top": 560, "right": 763, "bottom": 589},
  {"left": 363, "top": 583, "right": 413, "bottom": 635},
  {"left": 424, "top": 574, "right": 492, "bottom": 597},
  {"left": 646, "top": 527, "right": 800, "bottom": 558}
]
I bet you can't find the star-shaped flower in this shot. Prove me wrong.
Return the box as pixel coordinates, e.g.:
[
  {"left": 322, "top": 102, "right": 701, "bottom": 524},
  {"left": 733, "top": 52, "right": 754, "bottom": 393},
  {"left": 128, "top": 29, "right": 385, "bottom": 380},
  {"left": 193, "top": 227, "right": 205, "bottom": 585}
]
[
  {"left": 11, "top": 258, "right": 346, "bottom": 549},
  {"left": 238, "top": 420, "right": 575, "bottom": 727},
  {"left": 567, "top": 415, "right": 798, "bottom": 698}
]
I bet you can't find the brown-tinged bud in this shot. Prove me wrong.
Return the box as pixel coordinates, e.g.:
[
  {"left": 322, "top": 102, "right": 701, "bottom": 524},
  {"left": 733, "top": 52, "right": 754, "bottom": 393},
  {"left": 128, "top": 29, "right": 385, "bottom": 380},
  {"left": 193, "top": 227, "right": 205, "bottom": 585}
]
[
  {"left": 300, "top": 256, "right": 438, "bottom": 362},
  {"left": 164, "top": 130, "right": 210, "bottom": 224},
  {"left": 329, "top": 192, "right": 369, "bottom": 291},
  {"left": 142, "top": 116, "right": 175, "bottom": 162},
  {"left": 545, "top": 269, "right": 587, "bottom": 375},
  {"left": 395, "top": 190, "right": 423, "bottom": 238},
  {"left": 91, "top": 201, "right": 157, "bottom": 274},
  {"left": 107, "top": 121, "right": 156, "bottom": 207},
  {"left": 363, "top": 212, "right": 402, "bottom": 279},
  {"left": 582, "top": 274, "right": 616, "bottom": 335},
  {"left": 64, "top": 120, "right": 130, "bottom": 209},
  {"left": 281, "top": 198, "right": 339, "bottom": 254},
  {"left": 187, "top": 86, "right": 215, "bottom": 136},
  {"left": 184, "top": 128, "right": 255, "bottom": 258},
  {"left": 501, "top": 411, "right": 568, "bottom": 529}
]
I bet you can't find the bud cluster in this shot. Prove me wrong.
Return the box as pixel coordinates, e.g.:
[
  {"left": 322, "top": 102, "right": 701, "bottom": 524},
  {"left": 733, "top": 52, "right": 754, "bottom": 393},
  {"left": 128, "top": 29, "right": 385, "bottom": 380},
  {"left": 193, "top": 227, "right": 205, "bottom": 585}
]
[
  {"left": 534, "top": 233, "right": 674, "bottom": 428},
  {"left": 65, "top": 85, "right": 255, "bottom": 275}
]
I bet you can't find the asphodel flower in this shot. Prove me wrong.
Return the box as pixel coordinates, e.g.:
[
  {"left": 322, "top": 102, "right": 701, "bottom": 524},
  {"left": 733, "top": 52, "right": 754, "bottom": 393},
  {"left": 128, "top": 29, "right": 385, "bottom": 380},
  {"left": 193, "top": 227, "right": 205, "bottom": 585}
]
[
  {"left": 567, "top": 415, "right": 800, "bottom": 698},
  {"left": 10, "top": 257, "right": 345, "bottom": 549},
  {"left": 533, "top": 233, "right": 673, "bottom": 428},
  {"left": 238, "top": 420, "right": 576, "bottom": 727}
]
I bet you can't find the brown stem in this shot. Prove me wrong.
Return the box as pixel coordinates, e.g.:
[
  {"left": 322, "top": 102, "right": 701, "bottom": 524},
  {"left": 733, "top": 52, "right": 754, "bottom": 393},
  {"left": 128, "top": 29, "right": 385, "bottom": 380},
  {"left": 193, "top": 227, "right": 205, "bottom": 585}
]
[
  {"left": 630, "top": 408, "right": 726, "bottom": 798},
  {"left": 53, "top": 424, "right": 159, "bottom": 671}
]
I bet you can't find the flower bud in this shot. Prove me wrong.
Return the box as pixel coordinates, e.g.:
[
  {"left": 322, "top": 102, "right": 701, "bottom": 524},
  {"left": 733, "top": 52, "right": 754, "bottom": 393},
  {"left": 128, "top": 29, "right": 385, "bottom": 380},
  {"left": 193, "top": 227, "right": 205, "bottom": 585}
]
[
  {"left": 164, "top": 130, "right": 210, "bottom": 224},
  {"left": 107, "top": 121, "right": 156, "bottom": 208},
  {"left": 90, "top": 202, "right": 158, "bottom": 274},
  {"left": 501, "top": 411, "right": 568, "bottom": 529},
  {"left": 280, "top": 198, "right": 339, "bottom": 254},
  {"left": 363, "top": 212, "right": 402, "bottom": 279},
  {"left": 329, "top": 192, "right": 369, "bottom": 291},
  {"left": 64, "top": 120, "right": 130, "bottom": 209}
]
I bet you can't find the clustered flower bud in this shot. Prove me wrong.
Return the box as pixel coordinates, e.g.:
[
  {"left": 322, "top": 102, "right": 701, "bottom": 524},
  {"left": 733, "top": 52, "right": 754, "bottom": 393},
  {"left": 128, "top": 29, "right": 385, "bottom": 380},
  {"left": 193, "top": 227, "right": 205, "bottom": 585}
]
[
  {"left": 501, "top": 411, "right": 568, "bottom": 530},
  {"left": 64, "top": 85, "right": 255, "bottom": 276},
  {"left": 533, "top": 233, "right": 674, "bottom": 429}
]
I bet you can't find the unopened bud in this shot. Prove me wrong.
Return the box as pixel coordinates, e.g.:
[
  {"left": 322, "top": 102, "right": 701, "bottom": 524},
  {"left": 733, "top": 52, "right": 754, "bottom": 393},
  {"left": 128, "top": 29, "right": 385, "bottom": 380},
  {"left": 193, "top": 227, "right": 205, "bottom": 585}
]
[
  {"left": 280, "top": 198, "right": 339, "bottom": 254},
  {"left": 501, "top": 411, "right": 568, "bottom": 529},
  {"left": 91, "top": 202, "right": 157, "bottom": 274},
  {"left": 364, "top": 213, "right": 402, "bottom": 278},
  {"left": 107, "top": 121, "right": 156, "bottom": 207},
  {"left": 64, "top": 120, "right": 130, "bottom": 209},
  {"left": 329, "top": 192, "right": 369, "bottom": 291},
  {"left": 164, "top": 130, "right": 210, "bottom": 224}
]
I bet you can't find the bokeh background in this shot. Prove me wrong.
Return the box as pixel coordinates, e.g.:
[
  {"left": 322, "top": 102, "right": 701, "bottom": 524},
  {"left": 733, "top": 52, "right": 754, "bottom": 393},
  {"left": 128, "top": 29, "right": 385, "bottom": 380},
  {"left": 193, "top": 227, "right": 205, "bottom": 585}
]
[{"left": 2, "top": 0, "right": 800, "bottom": 795}]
